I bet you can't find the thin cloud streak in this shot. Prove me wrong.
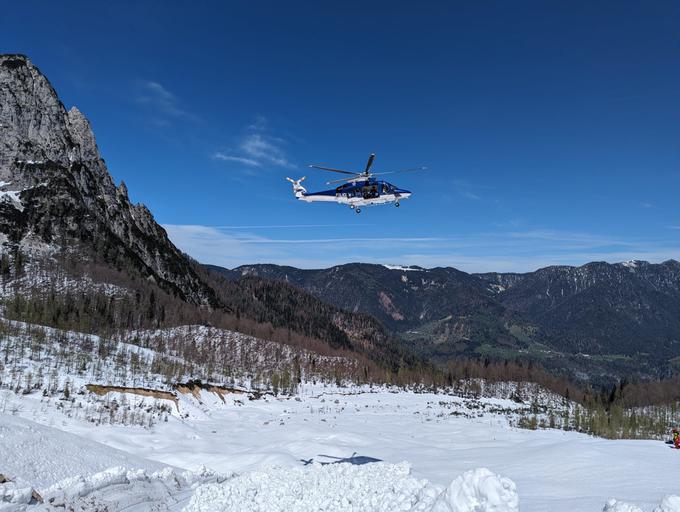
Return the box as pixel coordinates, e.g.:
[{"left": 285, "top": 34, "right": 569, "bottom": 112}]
[
  {"left": 210, "top": 224, "right": 376, "bottom": 229},
  {"left": 164, "top": 224, "right": 680, "bottom": 272},
  {"left": 452, "top": 179, "right": 484, "bottom": 201},
  {"left": 136, "top": 80, "right": 198, "bottom": 123},
  {"left": 212, "top": 152, "right": 260, "bottom": 166}
]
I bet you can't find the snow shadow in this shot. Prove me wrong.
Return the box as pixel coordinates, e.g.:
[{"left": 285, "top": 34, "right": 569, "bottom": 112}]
[{"left": 300, "top": 452, "right": 382, "bottom": 466}]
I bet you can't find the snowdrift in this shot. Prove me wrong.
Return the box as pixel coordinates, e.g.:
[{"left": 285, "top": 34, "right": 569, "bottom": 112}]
[
  {"left": 0, "top": 413, "right": 164, "bottom": 489},
  {"left": 432, "top": 468, "right": 519, "bottom": 512},
  {"left": 1, "top": 465, "right": 221, "bottom": 510},
  {"left": 184, "top": 462, "right": 519, "bottom": 512},
  {"left": 603, "top": 496, "right": 680, "bottom": 512}
]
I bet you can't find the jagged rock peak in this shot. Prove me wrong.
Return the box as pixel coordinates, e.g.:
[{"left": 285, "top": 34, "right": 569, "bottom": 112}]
[
  {"left": 0, "top": 54, "right": 214, "bottom": 306},
  {"left": 66, "top": 106, "right": 101, "bottom": 162},
  {"left": 0, "top": 54, "right": 73, "bottom": 176},
  {"left": 0, "top": 53, "right": 114, "bottom": 193},
  {"left": 117, "top": 180, "right": 129, "bottom": 199}
]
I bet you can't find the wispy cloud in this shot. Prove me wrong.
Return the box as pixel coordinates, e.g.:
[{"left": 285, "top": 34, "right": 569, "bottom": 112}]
[
  {"left": 136, "top": 80, "right": 198, "bottom": 124},
  {"left": 640, "top": 202, "right": 654, "bottom": 209},
  {"left": 212, "top": 116, "right": 296, "bottom": 171},
  {"left": 247, "top": 114, "right": 268, "bottom": 131},
  {"left": 164, "top": 224, "right": 680, "bottom": 272},
  {"left": 242, "top": 133, "right": 294, "bottom": 168},
  {"left": 452, "top": 179, "right": 482, "bottom": 201},
  {"left": 212, "top": 152, "right": 260, "bottom": 167},
  {"left": 212, "top": 224, "right": 375, "bottom": 229}
]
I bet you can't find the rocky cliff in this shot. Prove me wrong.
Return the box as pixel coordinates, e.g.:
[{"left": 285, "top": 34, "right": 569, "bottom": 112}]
[{"left": 0, "top": 54, "right": 213, "bottom": 305}]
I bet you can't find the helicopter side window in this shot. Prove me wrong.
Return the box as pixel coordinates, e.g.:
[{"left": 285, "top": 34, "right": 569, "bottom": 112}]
[{"left": 363, "top": 186, "right": 377, "bottom": 199}]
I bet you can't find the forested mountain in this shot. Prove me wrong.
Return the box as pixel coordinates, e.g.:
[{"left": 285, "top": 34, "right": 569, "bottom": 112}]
[
  {"left": 480, "top": 260, "right": 680, "bottom": 355},
  {"left": 220, "top": 260, "right": 680, "bottom": 382}
]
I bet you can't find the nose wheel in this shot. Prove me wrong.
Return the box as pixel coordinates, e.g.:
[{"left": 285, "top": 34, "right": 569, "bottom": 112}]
[
  {"left": 355, "top": 208, "right": 361, "bottom": 214},
  {"left": 395, "top": 202, "right": 400, "bottom": 208}
]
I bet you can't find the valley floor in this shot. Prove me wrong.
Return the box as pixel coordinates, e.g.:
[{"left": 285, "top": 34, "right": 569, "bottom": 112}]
[{"left": 3, "top": 385, "right": 679, "bottom": 511}]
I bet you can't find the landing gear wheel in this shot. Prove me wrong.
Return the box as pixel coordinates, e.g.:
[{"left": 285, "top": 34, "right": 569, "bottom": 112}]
[
  {"left": 395, "top": 202, "right": 400, "bottom": 208},
  {"left": 355, "top": 208, "right": 361, "bottom": 214}
]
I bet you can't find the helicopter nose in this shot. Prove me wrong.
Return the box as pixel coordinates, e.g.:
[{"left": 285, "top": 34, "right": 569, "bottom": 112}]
[{"left": 397, "top": 189, "right": 412, "bottom": 197}]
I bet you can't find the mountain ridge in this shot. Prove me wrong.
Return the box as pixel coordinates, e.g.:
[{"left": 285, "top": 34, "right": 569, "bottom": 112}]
[{"left": 214, "top": 258, "right": 680, "bottom": 382}]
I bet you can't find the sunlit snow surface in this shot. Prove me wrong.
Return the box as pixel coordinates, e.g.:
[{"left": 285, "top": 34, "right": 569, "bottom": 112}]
[{"left": 3, "top": 386, "right": 680, "bottom": 511}]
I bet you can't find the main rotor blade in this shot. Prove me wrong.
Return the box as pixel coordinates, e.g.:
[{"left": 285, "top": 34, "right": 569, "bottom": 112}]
[
  {"left": 326, "top": 177, "right": 357, "bottom": 185},
  {"left": 371, "top": 166, "right": 427, "bottom": 176},
  {"left": 309, "top": 165, "right": 357, "bottom": 175},
  {"left": 364, "top": 153, "right": 375, "bottom": 174}
]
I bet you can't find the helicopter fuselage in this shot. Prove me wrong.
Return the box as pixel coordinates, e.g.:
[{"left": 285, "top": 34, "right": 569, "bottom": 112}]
[
  {"left": 296, "top": 178, "right": 412, "bottom": 208},
  {"left": 286, "top": 153, "right": 420, "bottom": 212}
]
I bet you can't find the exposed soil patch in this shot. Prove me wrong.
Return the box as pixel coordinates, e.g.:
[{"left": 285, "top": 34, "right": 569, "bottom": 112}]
[
  {"left": 85, "top": 384, "right": 179, "bottom": 410},
  {"left": 174, "top": 380, "right": 262, "bottom": 402}
]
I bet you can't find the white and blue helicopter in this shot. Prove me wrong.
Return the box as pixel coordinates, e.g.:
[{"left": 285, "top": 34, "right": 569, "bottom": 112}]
[{"left": 286, "top": 153, "right": 424, "bottom": 213}]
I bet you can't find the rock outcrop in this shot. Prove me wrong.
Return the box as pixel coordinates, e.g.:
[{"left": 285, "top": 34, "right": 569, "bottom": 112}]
[{"left": 0, "top": 54, "right": 213, "bottom": 305}]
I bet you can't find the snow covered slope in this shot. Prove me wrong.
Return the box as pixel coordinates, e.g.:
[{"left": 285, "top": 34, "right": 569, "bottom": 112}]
[
  {"left": 5, "top": 386, "right": 680, "bottom": 511},
  {"left": 0, "top": 413, "right": 165, "bottom": 489},
  {"left": 2, "top": 319, "right": 680, "bottom": 511}
]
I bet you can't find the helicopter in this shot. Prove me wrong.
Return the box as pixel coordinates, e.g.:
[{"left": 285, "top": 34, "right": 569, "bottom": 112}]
[{"left": 286, "top": 153, "right": 424, "bottom": 213}]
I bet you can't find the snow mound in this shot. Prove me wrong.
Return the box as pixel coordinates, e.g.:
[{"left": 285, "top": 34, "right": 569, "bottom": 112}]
[
  {"left": 603, "top": 499, "right": 644, "bottom": 512},
  {"left": 0, "top": 466, "right": 223, "bottom": 511},
  {"left": 655, "top": 496, "right": 680, "bottom": 512},
  {"left": 602, "top": 496, "right": 680, "bottom": 512},
  {"left": 184, "top": 462, "right": 519, "bottom": 512},
  {"left": 42, "top": 466, "right": 214, "bottom": 505},
  {"left": 184, "top": 461, "right": 441, "bottom": 512},
  {"left": 0, "top": 481, "right": 38, "bottom": 509},
  {"left": 433, "top": 468, "right": 519, "bottom": 512}
]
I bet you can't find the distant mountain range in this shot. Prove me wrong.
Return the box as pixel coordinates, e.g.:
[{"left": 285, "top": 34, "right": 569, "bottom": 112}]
[{"left": 212, "top": 259, "right": 680, "bottom": 383}]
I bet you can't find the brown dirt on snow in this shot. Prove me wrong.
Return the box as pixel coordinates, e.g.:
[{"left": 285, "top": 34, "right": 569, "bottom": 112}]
[{"left": 85, "top": 384, "right": 179, "bottom": 410}]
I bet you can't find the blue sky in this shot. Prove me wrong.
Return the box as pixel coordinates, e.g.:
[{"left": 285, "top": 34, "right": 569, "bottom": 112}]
[{"left": 4, "top": 1, "right": 680, "bottom": 271}]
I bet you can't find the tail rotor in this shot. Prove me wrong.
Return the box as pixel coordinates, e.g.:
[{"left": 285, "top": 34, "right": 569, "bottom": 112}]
[{"left": 286, "top": 176, "right": 307, "bottom": 198}]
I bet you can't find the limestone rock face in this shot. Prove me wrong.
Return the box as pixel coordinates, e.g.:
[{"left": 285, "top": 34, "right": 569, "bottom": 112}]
[{"left": 0, "top": 54, "right": 213, "bottom": 305}]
